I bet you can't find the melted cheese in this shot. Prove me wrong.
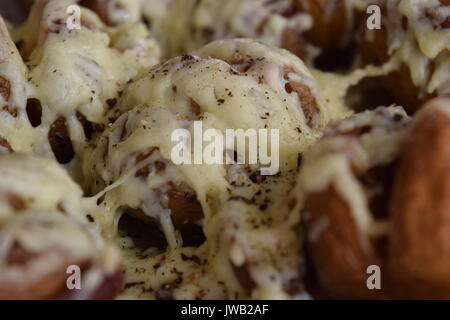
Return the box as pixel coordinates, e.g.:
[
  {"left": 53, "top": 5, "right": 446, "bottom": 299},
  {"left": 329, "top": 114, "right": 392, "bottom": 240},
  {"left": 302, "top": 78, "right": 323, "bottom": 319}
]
[
  {"left": 143, "top": 0, "right": 316, "bottom": 60},
  {"left": 0, "top": 153, "right": 83, "bottom": 221},
  {"left": 380, "top": 0, "right": 450, "bottom": 96},
  {"left": 82, "top": 39, "right": 334, "bottom": 299},
  {"left": 0, "top": 153, "right": 120, "bottom": 291},
  {"left": 0, "top": 0, "right": 160, "bottom": 180},
  {"left": 0, "top": 0, "right": 447, "bottom": 300},
  {"left": 296, "top": 106, "right": 411, "bottom": 241}
]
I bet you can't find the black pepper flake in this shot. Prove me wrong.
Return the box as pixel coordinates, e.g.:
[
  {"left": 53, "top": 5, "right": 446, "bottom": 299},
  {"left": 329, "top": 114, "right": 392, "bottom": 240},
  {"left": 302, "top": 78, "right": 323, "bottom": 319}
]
[
  {"left": 125, "top": 281, "right": 145, "bottom": 289},
  {"left": 259, "top": 203, "right": 268, "bottom": 211},
  {"left": 249, "top": 171, "right": 266, "bottom": 184},
  {"left": 229, "top": 196, "right": 253, "bottom": 204},
  {"left": 393, "top": 113, "right": 403, "bottom": 122},
  {"left": 174, "top": 277, "right": 183, "bottom": 284},
  {"left": 180, "top": 253, "right": 201, "bottom": 264},
  {"left": 217, "top": 99, "right": 225, "bottom": 105},
  {"left": 181, "top": 53, "right": 195, "bottom": 61},
  {"left": 6, "top": 193, "right": 26, "bottom": 211},
  {"left": 86, "top": 214, "right": 95, "bottom": 222},
  {"left": 106, "top": 98, "right": 117, "bottom": 108}
]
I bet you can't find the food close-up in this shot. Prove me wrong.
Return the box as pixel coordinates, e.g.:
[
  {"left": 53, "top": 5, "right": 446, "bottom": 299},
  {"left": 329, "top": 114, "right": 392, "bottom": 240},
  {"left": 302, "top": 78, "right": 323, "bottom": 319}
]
[{"left": 0, "top": 0, "right": 448, "bottom": 301}]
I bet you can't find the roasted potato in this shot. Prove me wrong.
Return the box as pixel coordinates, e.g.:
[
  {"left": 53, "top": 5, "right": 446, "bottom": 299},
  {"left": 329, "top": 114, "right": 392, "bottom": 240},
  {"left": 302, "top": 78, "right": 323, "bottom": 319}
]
[
  {"left": 359, "top": 0, "right": 450, "bottom": 113},
  {"left": 294, "top": 0, "right": 361, "bottom": 52},
  {"left": 300, "top": 97, "right": 450, "bottom": 299}
]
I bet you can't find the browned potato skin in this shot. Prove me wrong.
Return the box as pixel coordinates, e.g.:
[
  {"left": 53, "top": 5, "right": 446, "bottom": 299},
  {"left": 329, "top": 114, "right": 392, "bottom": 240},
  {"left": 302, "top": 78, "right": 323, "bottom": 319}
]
[
  {"left": 281, "top": 27, "right": 309, "bottom": 61},
  {"left": 0, "top": 242, "right": 124, "bottom": 300},
  {"left": 283, "top": 66, "right": 320, "bottom": 128},
  {"left": 48, "top": 117, "right": 75, "bottom": 164},
  {"left": 0, "top": 136, "right": 13, "bottom": 152},
  {"left": 305, "top": 187, "right": 383, "bottom": 299},
  {"left": 166, "top": 184, "right": 204, "bottom": 231},
  {"left": 304, "top": 101, "right": 450, "bottom": 299},
  {"left": 118, "top": 172, "right": 205, "bottom": 249},
  {"left": 293, "top": 0, "right": 361, "bottom": 53},
  {"left": 133, "top": 149, "right": 204, "bottom": 237},
  {"left": 233, "top": 264, "right": 256, "bottom": 294},
  {"left": 389, "top": 106, "right": 450, "bottom": 299},
  {"left": 359, "top": 24, "right": 435, "bottom": 113},
  {"left": 0, "top": 246, "right": 80, "bottom": 300}
]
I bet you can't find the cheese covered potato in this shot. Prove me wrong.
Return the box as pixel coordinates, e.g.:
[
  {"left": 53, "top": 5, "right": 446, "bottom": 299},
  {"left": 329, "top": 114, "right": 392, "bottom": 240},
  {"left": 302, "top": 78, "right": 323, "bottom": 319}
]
[
  {"left": 142, "top": 0, "right": 375, "bottom": 68},
  {"left": 82, "top": 39, "right": 330, "bottom": 299},
  {"left": 0, "top": 153, "right": 123, "bottom": 300},
  {"left": 297, "top": 105, "right": 409, "bottom": 298},
  {"left": 298, "top": 97, "right": 450, "bottom": 299},
  {"left": 359, "top": 0, "right": 450, "bottom": 112},
  {"left": 3, "top": 0, "right": 450, "bottom": 302},
  {"left": 143, "top": 0, "right": 317, "bottom": 61},
  {"left": 0, "top": 0, "right": 160, "bottom": 178},
  {"left": 118, "top": 38, "right": 330, "bottom": 133}
]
